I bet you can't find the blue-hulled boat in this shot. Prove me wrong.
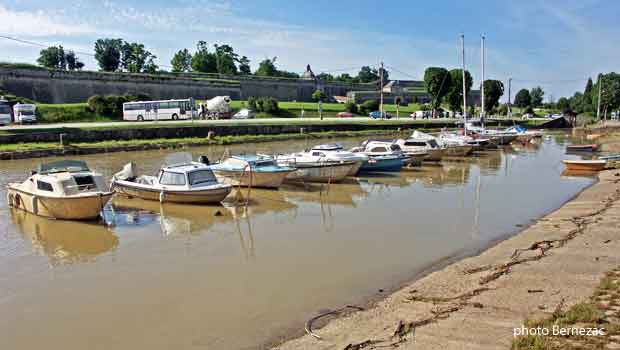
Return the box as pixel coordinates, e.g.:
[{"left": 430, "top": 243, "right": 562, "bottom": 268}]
[
  {"left": 210, "top": 154, "right": 295, "bottom": 188},
  {"left": 350, "top": 141, "right": 405, "bottom": 172}
]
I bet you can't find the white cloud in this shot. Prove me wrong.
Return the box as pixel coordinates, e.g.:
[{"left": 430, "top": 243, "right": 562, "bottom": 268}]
[{"left": 0, "top": 5, "right": 96, "bottom": 37}]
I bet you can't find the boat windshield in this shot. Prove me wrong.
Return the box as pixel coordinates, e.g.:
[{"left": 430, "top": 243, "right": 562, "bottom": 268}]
[
  {"left": 188, "top": 170, "right": 217, "bottom": 185},
  {"left": 428, "top": 140, "right": 439, "bottom": 148},
  {"left": 38, "top": 160, "right": 90, "bottom": 174}
]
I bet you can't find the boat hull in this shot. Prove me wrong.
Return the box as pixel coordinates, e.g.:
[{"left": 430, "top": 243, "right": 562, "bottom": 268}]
[
  {"left": 7, "top": 186, "right": 112, "bottom": 220},
  {"left": 444, "top": 145, "right": 474, "bottom": 156},
  {"left": 346, "top": 161, "right": 363, "bottom": 176},
  {"left": 112, "top": 181, "right": 232, "bottom": 203},
  {"left": 423, "top": 148, "right": 445, "bottom": 161},
  {"left": 285, "top": 163, "right": 354, "bottom": 183},
  {"left": 566, "top": 144, "right": 598, "bottom": 152},
  {"left": 562, "top": 160, "right": 606, "bottom": 172},
  {"left": 359, "top": 157, "right": 403, "bottom": 172},
  {"left": 212, "top": 170, "right": 292, "bottom": 189}
]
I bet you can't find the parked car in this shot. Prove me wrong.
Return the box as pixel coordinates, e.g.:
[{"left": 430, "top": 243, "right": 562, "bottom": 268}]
[
  {"left": 369, "top": 111, "right": 392, "bottom": 119},
  {"left": 232, "top": 108, "right": 256, "bottom": 119},
  {"left": 522, "top": 113, "right": 534, "bottom": 120},
  {"left": 337, "top": 112, "right": 353, "bottom": 118}
]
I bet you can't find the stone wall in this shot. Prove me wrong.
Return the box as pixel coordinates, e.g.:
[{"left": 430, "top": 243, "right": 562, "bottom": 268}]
[{"left": 0, "top": 67, "right": 374, "bottom": 104}]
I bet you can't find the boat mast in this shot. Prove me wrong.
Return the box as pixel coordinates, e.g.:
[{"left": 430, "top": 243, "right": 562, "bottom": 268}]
[
  {"left": 461, "top": 34, "right": 467, "bottom": 134},
  {"left": 480, "top": 34, "right": 486, "bottom": 124},
  {"left": 380, "top": 61, "right": 384, "bottom": 119}
]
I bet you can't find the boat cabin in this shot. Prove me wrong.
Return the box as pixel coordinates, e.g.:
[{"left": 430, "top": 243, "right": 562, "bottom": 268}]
[
  {"left": 25, "top": 160, "right": 108, "bottom": 196},
  {"left": 157, "top": 163, "right": 219, "bottom": 188}
]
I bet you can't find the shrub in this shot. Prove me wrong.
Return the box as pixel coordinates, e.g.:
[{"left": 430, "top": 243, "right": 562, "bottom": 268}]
[
  {"left": 262, "top": 97, "right": 279, "bottom": 114},
  {"left": 247, "top": 96, "right": 258, "bottom": 111},
  {"left": 344, "top": 101, "right": 358, "bottom": 114},
  {"left": 359, "top": 99, "right": 379, "bottom": 114},
  {"left": 87, "top": 94, "right": 144, "bottom": 119}
]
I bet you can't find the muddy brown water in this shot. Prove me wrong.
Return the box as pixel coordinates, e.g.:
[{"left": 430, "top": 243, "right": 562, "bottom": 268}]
[{"left": 0, "top": 134, "right": 594, "bottom": 350}]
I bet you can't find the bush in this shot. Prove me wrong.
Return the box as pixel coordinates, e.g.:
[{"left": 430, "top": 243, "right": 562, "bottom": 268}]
[
  {"left": 359, "top": 99, "right": 379, "bottom": 115},
  {"left": 247, "top": 96, "right": 258, "bottom": 111},
  {"left": 87, "top": 93, "right": 150, "bottom": 119},
  {"left": 245, "top": 96, "right": 279, "bottom": 115},
  {"left": 344, "top": 101, "right": 358, "bottom": 114}
]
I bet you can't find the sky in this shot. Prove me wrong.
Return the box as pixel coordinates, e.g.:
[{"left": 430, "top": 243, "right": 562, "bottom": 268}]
[{"left": 1, "top": 0, "right": 619, "bottom": 100}]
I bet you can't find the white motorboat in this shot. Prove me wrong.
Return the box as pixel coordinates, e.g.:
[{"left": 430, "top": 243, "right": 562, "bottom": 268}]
[
  {"left": 396, "top": 131, "right": 447, "bottom": 161},
  {"left": 111, "top": 161, "right": 232, "bottom": 204},
  {"left": 7, "top": 160, "right": 113, "bottom": 220},
  {"left": 306, "top": 144, "right": 367, "bottom": 175},
  {"left": 349, "top": 141, "right": 406, "bottom": 172},
  {"left": 275, "top": 151, "right": 358, "bottom": 183},
  {"left": 210, "top": 154, "right": 295, "bottom": 189},
  {"left": 410, "top": 130, "right": 474, "bottom": 157}
]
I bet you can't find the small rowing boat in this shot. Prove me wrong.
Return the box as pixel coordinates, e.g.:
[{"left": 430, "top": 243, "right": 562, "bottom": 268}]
[
  {"left": 562, "top": 159, "right": 606, "bottom": 172},
  {"left": 210, "top": 154, "right": 295, "bottom": 189}
]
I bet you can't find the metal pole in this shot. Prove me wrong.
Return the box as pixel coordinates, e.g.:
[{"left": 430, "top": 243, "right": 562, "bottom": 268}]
[
  {"left": 380, "top": 61, "right": 384, "bottom": 119},
  {"left": 461, "top": 34, "right": 467, "bottom": 131},
  {"left": 480, "top": 34, "right": 485, "bottom": 120},
  {"left": 508, "top": 78, "right": 512, "bottom": 118},
  {"left": 596, "top": 73, "right": 603, "bottom": 121}
]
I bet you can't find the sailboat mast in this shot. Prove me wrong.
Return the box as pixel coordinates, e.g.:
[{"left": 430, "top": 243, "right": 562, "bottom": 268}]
[
  {"left": 480, "top": 35, "right": 486, "bottom": 120},
  {"left": 461, "top": 34, "right": 467, "bottom": 133}
]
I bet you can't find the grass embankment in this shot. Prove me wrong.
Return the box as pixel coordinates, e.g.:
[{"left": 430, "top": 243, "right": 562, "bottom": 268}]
[
  {"left": 0, "top": 129, "right": 411, "bottom": 153},
  {"left": 32, "top": 101, "right": 421, "bottom": 123},
  {"left": 512, "top": 268, "right": 620, "bottom": 350}
]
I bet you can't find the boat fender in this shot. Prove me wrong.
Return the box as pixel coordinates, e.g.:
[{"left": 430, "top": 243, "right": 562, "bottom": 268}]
[
  {"left": 159, "top": 191, "right": 165, "bottom": 203},
  {"left": 32, "top": 195, "right": 38, "bottom": 215}
]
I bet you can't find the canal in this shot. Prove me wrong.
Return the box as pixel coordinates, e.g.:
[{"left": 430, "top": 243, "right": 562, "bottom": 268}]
[{"left": 0, "top": 134, "right": 594, "bottom": 349}]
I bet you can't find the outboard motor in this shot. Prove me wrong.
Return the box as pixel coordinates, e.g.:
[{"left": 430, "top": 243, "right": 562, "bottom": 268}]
[{"left": 198, "top": 155, "right": 210, "bottom": 165}]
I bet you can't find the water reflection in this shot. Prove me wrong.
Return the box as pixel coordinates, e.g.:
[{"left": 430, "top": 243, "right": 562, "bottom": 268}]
[
  {"left": 10, "top": 209, "right": 119, "bottom": 265},
  {"left": 280, "top": 179, "right": 368, "bottom": 207}
]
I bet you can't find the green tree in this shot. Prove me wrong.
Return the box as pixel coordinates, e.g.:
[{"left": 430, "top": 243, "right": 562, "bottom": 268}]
[
  {"left": 583, "top": 77, "right": 594, "bottom": 112},
  {"left": 423, "top": 67, "right": 453, "bottom": 111},
  {"left": 483, "top": 79, "right": 504, "bottom": 112},
  {"left": 171, "top": 49, "right": 192, "bottom": 73},
  {"left": 255, "top": 57, "right": 278, "bottom": 76},
  {"left": 94, "top": 38, "right": 123, "bottom": 72},
  {"left": 344, "top": 101, "right": 358, "bottom": 114},
  {"left": 556, "top": 97, "right": 570, "bottom": 111},
  {"left": 238, "top": 56, "right": 251, "bottom": 75},
  {"left": 530, "top": 86, "right": 544, "bottom": 107},
  {"left": 120, "top": 42, "right": 157, "bottom": 73},
  {"left": 317, "top": 73, "right": 334, "bottom": 81},
  {"left": 356, "top": 66, "right": 388, "bottom": 83},
  {"left": 191, "top": 41, "right": 217, "bottom": 73},
  {"left": 312, "top": 89, "right": 327, "bottom": 120},
  {"left": 65, "top": 51, "right": 84, "bottom": 71},
  {"left": 446, "top": 69, "right": 472, "bottom": 112},
  {"left": 569, "top": 92, "right": 585, "bottom": 114},
  {"left": 335, "top": 73, "right": 358, "bottom": 84},
  {"left": 514, "top": 89, "right": 531, "bottom": 108},
  {"left": 592, "top": 72, "right": 620, "bottom": 119},
  {"left": 214, "top": 44, "right": 238, "bottom": 74}
]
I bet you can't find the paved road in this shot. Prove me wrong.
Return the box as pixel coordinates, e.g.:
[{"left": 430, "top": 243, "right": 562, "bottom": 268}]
[{"left": 0, "top": 117, "right": 458, "bottom": 131}]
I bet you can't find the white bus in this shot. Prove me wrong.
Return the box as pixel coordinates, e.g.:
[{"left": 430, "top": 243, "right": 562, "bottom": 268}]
[{"left": 123, "top": 99, "right": 196, "bottom": 121}]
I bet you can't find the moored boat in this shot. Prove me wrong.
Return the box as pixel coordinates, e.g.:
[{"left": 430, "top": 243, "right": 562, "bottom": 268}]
[
  {"left": 306, "top": 144, "right": 367, "bottom": 175},
  {"left": 275, "top": 154, "right": 356, "bottom": 183},
  {"left": 7, "top": 160, "right": 113, "bottom": 220},
  {"left": 350, "top": 141, "right": 405, "bottom": 172},
  {"left": 111, "top": 161, "right": 232, "bottom": 204},
  {"left": 395, "top": 133, "right": 444, "bottom": 161},
  {"left": 566, "top": 144, "right": 598, "bottom": 152},
  {"left": 210, "top": 154, "right": 295, "bottom": 189},
  {"left": 562, "top": 159, "right": 606, "bottom": 172}
]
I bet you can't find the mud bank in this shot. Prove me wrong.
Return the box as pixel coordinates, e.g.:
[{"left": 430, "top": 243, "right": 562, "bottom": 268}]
[{"left": 275, "top": 170, "right": 620, "bottom": 350}]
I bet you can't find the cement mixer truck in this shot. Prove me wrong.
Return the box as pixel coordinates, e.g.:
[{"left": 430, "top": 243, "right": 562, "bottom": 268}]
[{"left": 198, "top": 96, "right": 233, "bottom": 120}]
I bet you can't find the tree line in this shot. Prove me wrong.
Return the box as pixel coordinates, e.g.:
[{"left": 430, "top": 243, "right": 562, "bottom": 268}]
[
  {"left": 35, "top": 39, "right": 388, "bottom": 83},
  {"left": 422, "top": 67, "right": 504, "bottom": 114}
]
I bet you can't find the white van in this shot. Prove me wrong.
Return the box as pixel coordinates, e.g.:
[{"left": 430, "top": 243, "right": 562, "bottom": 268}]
[
  {"left": 0, "top": 99, "right": 11, "bottom": 125},
  {"left": 13, "top": 103, "right": 37, "bottom": 124}
]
